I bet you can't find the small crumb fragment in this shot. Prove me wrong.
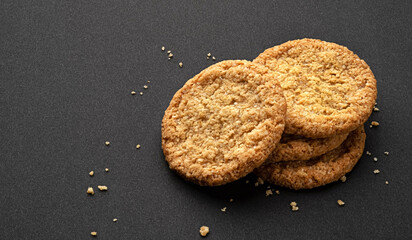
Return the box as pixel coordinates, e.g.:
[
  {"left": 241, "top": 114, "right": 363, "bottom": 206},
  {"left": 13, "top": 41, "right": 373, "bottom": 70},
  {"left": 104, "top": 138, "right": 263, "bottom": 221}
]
[
  {"left": 140, "top": 92, "right": 143, "bottom": 96},
  {"left": 136, "top": 144, "right": 141, "bottom": 149},
  {"left": 245, "top": 180, "right": 249, "bottom": 184},
  {"left": 161, "top": 46, "right": 165, "bottom": 51},
  {"left": 87, "top": 187, "right": 94, "bottom": 195},
  {"left": 229, "top": 198, "right": 234, "bottom": 203},
  {"left": 257, "top": 177, "right": 264, "bottom": 185},
  {"left": 275, "top": 190, "right": 280, "bottom": 195},
  {"left": 373, "top": 107, "right": 380, "bottom": 112},
  {"left": 385, "top": 181, "right": 389, "bottom": 185},
  {"left": 91, "top": 231, "right": 97, "bottom": 237},
  {"left": 105, "top": 168, "right": 109, "bottom": 172},
  {"left": 131, "top": 91, "right": 136, "bottom": 95},
  {"left": 340, "top": 175, "right": 347, "bottom": 182},
  {"left": 371, "top": 121, "right": 379, "bottom": 127},
  {"left": 375, "top": 101, "right": 377, "bottom": 105},
  {"left": 384, "top": 151, "right": 389, "bottom": 155},
  {"left": 207, "top": 53, "right": 211, "bottom": 57},
  {"left": 147, "top": 80, "right": 150, "bottom": 83},
  {"left": 366, "top": 151, "right": 371, "bottom": 156},
  {"left": 254, "top": 182, "right": 259, "bottom": 187},
  {"left": 168, "top": 53, "right": 173, "bottom": 58},
  {"left": 337, "top": 200, "right": 345, "bottom": 206},
  {"left": 113, "top": 218, "right": 118, "bottom": 222},
  {"left": 167, "top": 50, "right": 171, "bottom": 54},
  {"left": 265, "top": 189, "right": 273, "bottom": 197},
  {"left": 266, "top": 186, "right": 271, "bottom": 189},
  {"left": 98, "top": 185, "right": 108, "bottom": 191},
  {"left": 373, "top": 169, "right": 380, "bottom": 174},
  {"left": 212, "top": 56, "right": 216, "bottom": 61},
  {"left": 373, "top": 157, "right": 378, "bottom": 162},
  {"left": 89, "top": 171, "right": 94, "bottom": 177},
  {"left": 290, "top": 202, "right": 299, "bottom": 211},
  {"left": 179, "top": 62, "right": 183, "bottom": 68},
  {"left": 143, "top": 85, "right": 148, "bottom": 89},
  {"left": 105, "top": 141, "right": 110, "bottom": 146},
  {"left": 199, "top": 226, "right": 209, "bottom": 237},
  {"left": 221, "top": 207, "right": 227, "bottom": 212}
]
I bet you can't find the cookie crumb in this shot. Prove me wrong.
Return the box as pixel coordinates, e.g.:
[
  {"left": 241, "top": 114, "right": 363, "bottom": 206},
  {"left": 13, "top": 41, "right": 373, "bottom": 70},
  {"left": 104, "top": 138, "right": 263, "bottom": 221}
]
[
  {"left": 168, "top": 53, "right": 173, "bottom": 58},
  {"left": 179, "top": 62, "right": 183, "bottom": 68},
  {"left": 385, "top": 181, "right": 389, "bottom": 185},
  {"left": 136, "top": 144, "right": 141, "bottom": 149},
  {"left": 139, "top": 92, "right": 143, "bottom": 96},
  {"left": 212, "top": 56, "right": 216, "bottom": 61},
  {"left": 143, "top": 85, "right": 148, "bottom": 89},
  {"left": 87, "top": 187, "right": 94, "bottom": 195},
  {"left": 131, "top": 91, "right": 136, "bottom": 95},
  {"left": 199, "top": 226, "right": 209, "bottom": 237},
  {"left": 384, "top": 151, "right": 389, "bottom": 155},
  {"left": 373, "top": 169, "right": 380, "bottom": 174},
  {"left": 275, "top": 190, "right": 280, "bottom": 195},
  {"left": 373, "top": 157, "right": 378, "bottom": 162},
  {"left": 89, "top": 171, "right": 94, "bottom": 177},
  {"left": 373, "top": 107, "right": 380, "bottom": 112},
  {"left": 113, "top": 218, "right": 118, "bottom": 222},
  {"left": 167, "top": 50, "right": 171, "bottom": 54},
  {"left": 229, "top": 198, "right": 234, "bottom": 203},
  {"left": 221, "top": 207, "right": 227, "bottom": 212},
  {"left": 337, "top": 200, "right": 345, "bottom": 206},
  {"left": 105, "top": 168, "right": 109, "bottom": 172},
  {"left": 371, "top": 121, "right": 379, "bottom": 127},
  {"left": 207, "top": 53, "right": 211, "bottom": 57},
  {"left": 257, "top": 177, "right": 264, "bottom": 185},
  {"left": 105, "top": 141, "right": 110, "bottom": 146},
  {"left": 245, "top": 180, "right": 249, "bottom": 184},
  {"left": 265, "top": 189, "right": 273, "bottom": 197},
  {"left": 366, "top": 151, "right": 371, "bottom": 156},
  {"left": 161, "top": 46, "right": 165, "bottom": 51},
  {"left": 340, "top": 175, "right": 347, "bottom": 182},
  {"left": 98, "top": 185, "right": 108, "bottom": 191},
  {"left": 254, "top": 182, "right": 259, "bottom": 187},
  {"left": 290, "top": 201, "right": 297, "bottom": 207},
  {"left": 91, "top": 231, "right": 97, "bottom": 237},
  {"left": 147, "top": 80, "right": 150, "bottom": 83}
]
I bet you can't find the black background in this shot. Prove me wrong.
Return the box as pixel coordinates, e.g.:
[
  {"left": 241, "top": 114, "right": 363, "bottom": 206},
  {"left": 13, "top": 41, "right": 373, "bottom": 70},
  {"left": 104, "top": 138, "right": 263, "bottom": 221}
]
[{"left": 1, "top": 0, "right": 412, "bottom": 239}]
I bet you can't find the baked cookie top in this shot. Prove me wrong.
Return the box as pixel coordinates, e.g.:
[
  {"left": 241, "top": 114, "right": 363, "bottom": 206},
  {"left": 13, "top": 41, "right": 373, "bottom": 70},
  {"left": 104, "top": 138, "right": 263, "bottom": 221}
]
[
  {"left": 254, "top": 39, "right": 377, "bottom": 138},
  {"left": 162, "top": 60, "right": 286, "bottom": 186},
  {"left": 255, "top": 127, "right": 365, "bottom": 190},
  {"left": 267, "top": 132, "right": 349, "bottom": 163}
]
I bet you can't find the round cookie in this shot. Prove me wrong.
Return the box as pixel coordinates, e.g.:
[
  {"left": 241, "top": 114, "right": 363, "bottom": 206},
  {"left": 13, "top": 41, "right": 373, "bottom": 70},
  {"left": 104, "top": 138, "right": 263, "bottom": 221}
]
[
  {"left": 254, "top": 38, "right": 377, "bottom": 138},
  {"left": 267, "top": 132, "right": 349, "bottom": 163},
  {"left": 162, "top": 60, "right": 287, "bottom": 186},
  {"left": 255, "top": 127, "right": 365, "bottom": 190}
]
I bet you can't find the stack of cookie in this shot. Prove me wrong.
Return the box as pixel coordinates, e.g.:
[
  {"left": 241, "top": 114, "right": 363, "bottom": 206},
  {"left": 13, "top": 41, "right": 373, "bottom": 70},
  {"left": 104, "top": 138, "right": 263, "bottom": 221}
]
[{"left": 162, "top": 39, "right": 377, "bottom": 190}]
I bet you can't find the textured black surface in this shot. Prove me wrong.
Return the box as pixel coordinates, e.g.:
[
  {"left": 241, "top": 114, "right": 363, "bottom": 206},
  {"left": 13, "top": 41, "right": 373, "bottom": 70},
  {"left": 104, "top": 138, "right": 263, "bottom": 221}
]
[{"left": 1, "top": 0, "right": 412, "bottom": 239}]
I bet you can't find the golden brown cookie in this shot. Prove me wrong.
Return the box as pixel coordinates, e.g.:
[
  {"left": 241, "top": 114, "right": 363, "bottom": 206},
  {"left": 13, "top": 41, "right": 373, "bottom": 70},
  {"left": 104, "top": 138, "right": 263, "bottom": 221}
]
[
  {"left": 255, "top": 127, "right": 365, "bottom": 190},
  {"left": 267, "top": 132, "right": 349, "bottom": 163},
  {"left": 162, "top": 60, "right": 286, "bottom": 186},
  {"left": 254, "top": 39, "right": 377, "bottom": 138}
]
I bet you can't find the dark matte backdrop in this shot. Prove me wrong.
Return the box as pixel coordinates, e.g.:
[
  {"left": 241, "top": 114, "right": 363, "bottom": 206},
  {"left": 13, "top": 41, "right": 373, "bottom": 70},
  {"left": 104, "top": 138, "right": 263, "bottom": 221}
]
[{"left": 1, "top": 0, "right": 411, "bottom": 239}]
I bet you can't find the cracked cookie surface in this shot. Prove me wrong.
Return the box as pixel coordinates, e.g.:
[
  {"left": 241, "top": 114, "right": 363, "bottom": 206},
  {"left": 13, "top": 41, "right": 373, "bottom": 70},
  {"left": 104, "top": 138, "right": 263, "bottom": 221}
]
[
  {"left": 254, "top": 39, "right": 377, "bottom": 138},
  {"left": 162, "top": 60, "right": 286, "bottom": 186}
]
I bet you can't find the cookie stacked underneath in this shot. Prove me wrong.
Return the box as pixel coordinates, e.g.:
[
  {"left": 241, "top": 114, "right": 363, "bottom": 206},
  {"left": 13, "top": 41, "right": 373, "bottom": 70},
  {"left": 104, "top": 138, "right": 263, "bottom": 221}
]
[
  {"left": 162, "top": 39, "right": 377, "bottom": 189},
  {"left": 253, "top": 39, "right": 376, "bottom": 189}
]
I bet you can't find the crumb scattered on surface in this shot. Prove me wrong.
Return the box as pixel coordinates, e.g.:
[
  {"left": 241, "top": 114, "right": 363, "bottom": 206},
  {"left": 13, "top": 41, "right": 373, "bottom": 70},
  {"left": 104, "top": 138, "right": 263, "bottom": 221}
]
[
  {"left": 167, "top": 50, "right": 171, "bottom": 54},
  {"left": 91, "top": 231, "right": 97, "bottom": 237},
  {"left": 147, "top": 80, "right": 150, "bottom": 83},
  {"left": 245, "top": 180, "right": 249, "bottom": 184},
  {"left": 113, "top": 218, "right": 118, "bottom": 222},
  {"left": 161, "top": 46, "right": 165, "bottom": 51},
  {"left": 373, "top": 169, "right": 380, "bottom": 174},
  {"left": 290, "top": 202, "right": 299, "bottom": 211},
  {"left": 337, "top": 200, "right": 345, "bottom": 206},
  {"left": 384, "top": 152, "right": 389, "bottom": 155},
  {"left": 131, "top": 91, "right": 136, "bottom": 95},
  {"left": 290, "top": 201, "right": 297, "bottom": 207},
  {"left": 221, "top": 207, "right": 227, "bottom": 212},
  {"left": 98, "top": 185, "right": 108, "bottom": 191},
  {"left": 275, "top": 190, "right": 280, "bottom": 195},
  {"left": 140, "top": 92, "right": 143, "bottom": 96},
  {"left": 340, "top": 175, "right": 347, "bottom": 182},
  {"left": 207, "top": 53, "right": 211, "bottom": 57},
  {"left": 257, "top": 177, "right": 264, "bottom": 185},
  {"left": 229, "top": 198, "right": 234, "bottom": 203},
  {"left": 143, "top": 85, "right": 148, "bottom": 89},
  {"left": 373, "top": 107, "right": 380, "bottom": 112},
  {"left": 366, "top": 151, "right": 371, "bottom": 156},
  {"left": 385, "top": 181, "right": 389, "bottom": 185},
  {"left": 254, "top": 182, "right": 259, "bottom": 187},
  {"left": 266, "top": 189, "right": 273, "bottom": 197},
  {"left": 373, "top": 157, "right": 378, "bottom": 162},
  {"left": 87, "top": 187, "right": 94, "bottom": 195},
  {"left": 179, "top": 62, "right": 183, "bottom": 68},
  {"left": 89, "top": 171, "right": 94, "bottom": 177},
  {"left": 105, "top": 141, "right": 110, "bottom": 146},
  {"left": 212, "top": 56, "right": 216, "bottom": 61},
  {"left": 199, "top": 226, "right": 209, "bottom": 237},
  {"left": 371, "top": 121, "right": 379, "bottom": 127},
  {"left": 168, "top": 53, "right": 173, "bottom": 58},
  {"left": 105, "top": 168, "right": 109, "bottom": 172},
  {"left": 136, "top": 144, "right": 141, "bottom": 149}
]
